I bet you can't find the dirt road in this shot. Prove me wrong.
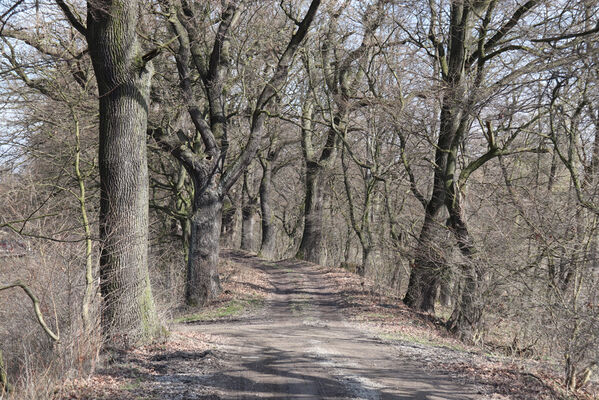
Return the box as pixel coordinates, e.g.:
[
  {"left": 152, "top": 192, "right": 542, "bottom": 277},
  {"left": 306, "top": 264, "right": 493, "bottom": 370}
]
[
  {"left": 62, "top": 251, "right": 563, "bottom": 399},
  {"left": 172, "top": 251, "right": 486, "bottom": 399}
]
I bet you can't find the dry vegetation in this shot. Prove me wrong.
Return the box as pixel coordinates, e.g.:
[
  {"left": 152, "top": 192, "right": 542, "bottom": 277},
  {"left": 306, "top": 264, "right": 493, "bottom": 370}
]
[{"left": 0, "top": 240, "right": 101, "bottom": 399}]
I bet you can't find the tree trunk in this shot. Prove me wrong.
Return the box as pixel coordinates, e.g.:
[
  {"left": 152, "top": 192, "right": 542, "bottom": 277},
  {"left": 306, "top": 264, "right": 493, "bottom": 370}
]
[
  {"left": 390, "top": 263, "right": 403, "bottom": 292},
  {"left": 404, "top": 202, "right": 447, "bottom": 313},
  {"left": 446, "top": 261, "right": 481, "bottom": 342},
  {"left": 241, "top": 201, "right": 257, "bottom": 252},
  {"left": 186, "top": 183, "right": 223, "bottom": 306},
  {"left": 259, "top": 158, "right": 276, "bottom": 259},
  {"left": 174, "top": 166, "right": 191, "bottom": 264},
  {"left": 360, "top": 246, "right": 373, "bottom": 277},
  {"left": 403, "top": 1, "right": 471, "bottom": 314},
  {"left": 159, "top": 0, "right": 321, "bottom": 304},
  {"left": 220, "top": 195, "right": 236, "bottom": 248},
  {"left": 439, "top": 277, "right": 453, "bottom": 307},
  {"left": 0, "top": 349, "right": 8, "bottom": 394},
  {"left": 445, "top": 196, "right": 483, "bottom": 342},
  {"left": 297, "top": 97, "right": 338, "bottom": 265},
  {"left": 403, "top": 93, "right": 461, "bottom": 313},
  {"left": 296, "top": 161, "right": 325, "bottom": 264},
  {"left": 240, "top": 170, "right": 258, "bottom": 252},
  {"left": 87, "top": 0, "right": 159, "bottom": 343}
]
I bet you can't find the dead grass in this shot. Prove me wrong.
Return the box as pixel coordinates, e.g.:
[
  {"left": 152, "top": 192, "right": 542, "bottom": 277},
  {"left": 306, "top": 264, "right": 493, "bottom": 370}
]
[{"left": 55, "top": 330, "right": 222, "bottom": 400}]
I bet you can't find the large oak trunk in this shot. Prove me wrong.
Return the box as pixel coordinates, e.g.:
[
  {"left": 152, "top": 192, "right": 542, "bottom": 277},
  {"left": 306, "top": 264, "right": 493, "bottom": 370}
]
[
  {"left": 403, "top": 54, "right": 465, "bottom": 311},
  {"left": 241, "top": 170, "right": 258, "bottom": 252},
  {"left": 259, "top": 159, "right": 276, "bottom": 259},
  {"left": 220, "top": 196, "right": 236, "bottom": 247},
  {"left": 403, "top": 210, "right": 447, "bottom": 312},
  {"left": 296, "top": 162, "right": 325, "bottom": 264},
  {"left": 404, "top": 136, "right": 452, "bottom": 313},
  {"left": 87, "top": 0, "right": 159, "bottom": 343},
  {"left": 446, "top": 204, "right": 483, "bottom": 342},
  {"left": 186, "top": 185, "right": 223, "bottom": 306},
  {"left": 241, "top": 201, "right": 257, "bottom": 251},
  {"left": 446, "top": 261, "right": 482, "bottom": 342}
]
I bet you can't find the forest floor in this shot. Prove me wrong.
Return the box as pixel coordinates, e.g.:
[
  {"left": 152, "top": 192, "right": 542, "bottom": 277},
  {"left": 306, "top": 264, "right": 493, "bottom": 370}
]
[{"left": 59, "top": 250, "right": 597, "bottom": 400}]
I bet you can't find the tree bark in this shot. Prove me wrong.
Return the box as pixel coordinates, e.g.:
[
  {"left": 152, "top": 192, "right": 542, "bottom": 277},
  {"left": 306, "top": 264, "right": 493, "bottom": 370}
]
[
  {"left": 404, "top": 0, "right": 471, "bottom": 314},
  {"left": 241, "top": 171, "right": 258, "bottom": 252},
  {"left": 445, "top": 200, "right": 482, "bottom": 342},
  {"left": 439, "top": 277, "right": 453, "bottom": 307},
  {"left": 220, "top": 195, "right": 236, "bottom": 248},
  {"left": 87, "top": 0, "right": 159, "bottom": 343},
  {"left": 174, "top": 166, "right": 192, "bottom": 264},
  {"left": 360, "top": 247, "right": 373, "bottom": 277},
  {"left": 296, "top": 99, "right": 337, "bottom": 265},
  {"left": 0, "top": 349, "right": 7, "bottom": 395},
  {"left": 259, "top": 157, "right": 276, "bottom": 259},
  {"left": 186, "top": 182, "right": 223, "bottom": 306},
  {"left": 297, "top": 159, "right": 326, "bottom": 264},
  {"left": 403, "top": 107, "right": 467, "bottom": 313},
  {"left": 404, "top": 207, "right": 448, "bottom": 312},
  {"left": 241, "top": 203, "right": 257, "bottom": 252}
]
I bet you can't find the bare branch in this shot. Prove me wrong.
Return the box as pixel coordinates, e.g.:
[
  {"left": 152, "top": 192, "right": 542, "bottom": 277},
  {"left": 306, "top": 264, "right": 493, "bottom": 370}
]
[
  {"left": 55, "top": 0, "right": 87, "bottom": 36},
  {"left": 221, "top": 0, "right": 322, "bottom": 191},
  {"left": 532, "top": 21, "right": 599, "bottom": 43},
  {"left": 0, "top": 0, "right": 25, "bottom": 35},
  {"left": 467, "top": 0, "right": 539, "bottom": 67},
  {"left": 150, "top": 127, "right": 204, "bottom": 175},
  {"left": 0, "top": 281, "right": 60, "bottom": 342}
]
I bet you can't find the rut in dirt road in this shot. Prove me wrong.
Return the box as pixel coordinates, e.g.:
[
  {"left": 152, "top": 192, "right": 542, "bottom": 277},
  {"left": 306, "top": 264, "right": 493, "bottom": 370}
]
[{"left": 182, "top": 250, "right": 486, "bottom": 400}]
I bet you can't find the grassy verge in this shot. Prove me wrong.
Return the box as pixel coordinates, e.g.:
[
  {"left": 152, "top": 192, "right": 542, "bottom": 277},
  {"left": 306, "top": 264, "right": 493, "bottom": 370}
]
[
  {"left": 173, "top": 297, "right": 265, "bottom": 323},
  {"left": 377, "top": 331, "right": 468, "bottom": 352}
]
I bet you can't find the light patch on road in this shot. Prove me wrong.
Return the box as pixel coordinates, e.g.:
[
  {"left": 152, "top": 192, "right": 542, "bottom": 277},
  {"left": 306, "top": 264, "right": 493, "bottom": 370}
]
[{"left": 307, "top": 344, "right": 383, "bottom": 400}]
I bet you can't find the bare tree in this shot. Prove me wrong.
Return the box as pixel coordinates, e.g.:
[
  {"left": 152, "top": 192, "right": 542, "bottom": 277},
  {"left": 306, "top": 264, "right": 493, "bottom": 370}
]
[{"left": 396, "top": 1, "right": 549, "bottom": 342}]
